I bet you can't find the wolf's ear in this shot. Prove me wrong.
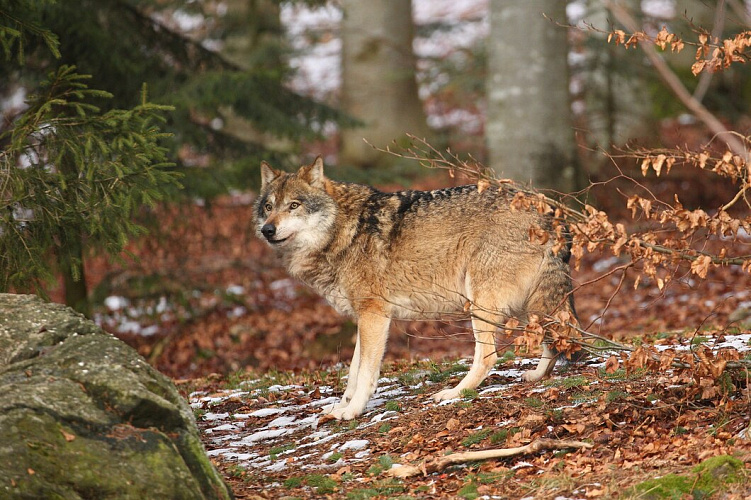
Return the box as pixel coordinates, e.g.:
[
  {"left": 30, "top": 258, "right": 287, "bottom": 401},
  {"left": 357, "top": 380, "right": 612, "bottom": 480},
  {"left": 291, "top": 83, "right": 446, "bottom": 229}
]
[
  {"left": 299, "top": 156, "right": 326, "bottom": 189},
  {"left": 260, "top": 161, "right": 281, "bottom": 188}
]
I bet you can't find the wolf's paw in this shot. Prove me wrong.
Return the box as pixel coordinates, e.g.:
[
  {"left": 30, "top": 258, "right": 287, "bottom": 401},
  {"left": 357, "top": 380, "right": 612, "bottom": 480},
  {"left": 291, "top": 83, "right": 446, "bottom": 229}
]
[
  {"left": 521, "top": 369, "right": 546, "bottom": 383},
  {"left": 329, "top": 406, "right": 359, "bottom": 421},
  {"left": 432, "top": 388, "right": 462, "bottom": 402},
  {"left": 321, "top": 398, "right": 349, "bottom": 414}
]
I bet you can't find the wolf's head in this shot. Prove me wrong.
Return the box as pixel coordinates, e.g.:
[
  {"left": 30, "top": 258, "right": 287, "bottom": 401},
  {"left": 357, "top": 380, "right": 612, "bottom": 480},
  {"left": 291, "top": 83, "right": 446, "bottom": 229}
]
[{"left": 254, "top": 157, "right": 337, "bottom": 253}]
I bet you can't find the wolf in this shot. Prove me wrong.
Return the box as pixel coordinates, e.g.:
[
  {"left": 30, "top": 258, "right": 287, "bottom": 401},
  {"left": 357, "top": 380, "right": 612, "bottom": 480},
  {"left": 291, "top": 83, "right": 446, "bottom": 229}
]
[{"left": 255, "top": 157, "right": 577, "bottom": 420}]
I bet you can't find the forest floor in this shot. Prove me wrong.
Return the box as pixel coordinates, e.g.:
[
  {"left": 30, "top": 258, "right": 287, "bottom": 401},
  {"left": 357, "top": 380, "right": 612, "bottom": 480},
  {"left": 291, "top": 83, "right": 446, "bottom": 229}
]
[{"left": 185, "top": 342, "right": 751, "bottom": 499}]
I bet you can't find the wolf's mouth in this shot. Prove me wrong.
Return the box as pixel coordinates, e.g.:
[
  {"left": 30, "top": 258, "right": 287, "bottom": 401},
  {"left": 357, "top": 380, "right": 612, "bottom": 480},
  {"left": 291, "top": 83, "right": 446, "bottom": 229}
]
[{"left": 268, "top": 237, "right": 289, "bottom": 245}]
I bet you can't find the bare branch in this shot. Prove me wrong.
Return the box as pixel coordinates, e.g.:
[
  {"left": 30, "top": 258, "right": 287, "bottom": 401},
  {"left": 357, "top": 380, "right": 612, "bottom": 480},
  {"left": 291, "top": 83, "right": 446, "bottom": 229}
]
[
  {"left": 387, "top": 439, "right": 593, "bottom": 479},
  {"left": 692, "top": 0, "right": 727, "bottom": 103},
  {"left": 605, "top": 1, "right": 748, "bottom": 160}
]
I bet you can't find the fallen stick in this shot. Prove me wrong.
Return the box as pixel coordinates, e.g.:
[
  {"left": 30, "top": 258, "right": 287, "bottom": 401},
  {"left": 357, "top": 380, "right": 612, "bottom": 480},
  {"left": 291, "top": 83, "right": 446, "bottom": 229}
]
[{"left": 387, "top": 438, "right": 593, "bottom": 479}]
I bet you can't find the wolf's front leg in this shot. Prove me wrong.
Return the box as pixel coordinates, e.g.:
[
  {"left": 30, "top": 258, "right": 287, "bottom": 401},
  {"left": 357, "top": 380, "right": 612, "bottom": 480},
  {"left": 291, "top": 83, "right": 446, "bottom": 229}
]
[
  {"left": 329, "top": 310, "right": 390, "bottom": 420},
  {"left": 322, "top": 334, "right": 360, "bottom": 413}
]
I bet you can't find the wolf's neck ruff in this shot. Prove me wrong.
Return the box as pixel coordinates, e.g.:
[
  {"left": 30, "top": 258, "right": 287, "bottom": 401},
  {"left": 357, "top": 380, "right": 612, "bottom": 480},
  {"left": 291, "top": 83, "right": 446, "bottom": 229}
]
[{"left": 255, "top": 157, "right": 577, "bottom": 420}]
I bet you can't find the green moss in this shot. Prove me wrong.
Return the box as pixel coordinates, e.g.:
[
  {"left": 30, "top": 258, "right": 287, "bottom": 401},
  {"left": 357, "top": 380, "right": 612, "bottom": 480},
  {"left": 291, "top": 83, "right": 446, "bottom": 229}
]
[
  {"left": 628, "top": 455, "right": 745, "bottom": 499},
  {"left": 606, "top": 390, "right": 629, "bottom": 403},
  {"left": 524, "top": 397, "right": 544, "bottom": 408}
]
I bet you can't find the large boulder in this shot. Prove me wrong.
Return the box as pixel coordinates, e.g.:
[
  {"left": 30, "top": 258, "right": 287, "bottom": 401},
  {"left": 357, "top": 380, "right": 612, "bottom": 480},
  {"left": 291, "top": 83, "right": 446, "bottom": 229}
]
[{"left": 0, "top": 294, "right": 233, "bottom": 499}]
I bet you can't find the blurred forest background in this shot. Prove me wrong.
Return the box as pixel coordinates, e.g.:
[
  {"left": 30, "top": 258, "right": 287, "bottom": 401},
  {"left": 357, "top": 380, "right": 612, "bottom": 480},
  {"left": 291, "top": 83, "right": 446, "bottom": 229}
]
[{"left": 2, "top": 0, "right": 750, "bottom": 378}]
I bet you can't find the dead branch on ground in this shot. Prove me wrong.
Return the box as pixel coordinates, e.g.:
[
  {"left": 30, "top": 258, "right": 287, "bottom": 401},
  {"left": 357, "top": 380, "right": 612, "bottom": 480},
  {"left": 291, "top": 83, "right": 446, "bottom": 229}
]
[{"left": 387, "top": 438, "right": 593, "bottom": 479}]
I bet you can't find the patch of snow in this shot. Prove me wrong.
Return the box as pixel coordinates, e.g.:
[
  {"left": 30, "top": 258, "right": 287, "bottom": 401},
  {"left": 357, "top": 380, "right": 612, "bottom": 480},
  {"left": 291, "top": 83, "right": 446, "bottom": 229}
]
[
  {"left": 592, "top": 256, "right": 622, "bottom": 273},
  {"left": 512, "top": 461, "right": 535, "bottom": 470},
  {"left": 206, "top": 423, "right": 243, "bottom": 434},
  {"left": 265, "top": 460, "right": 288, "bottom": 472},
  {"left": 339, "top": 439, "right": 369, "bottom": 451},
  {"left": 249, "top": 407, "right": 286, "bottom": 417},
  {"left": 370, "top": 411, "right": 399, "bottom": 422},
  {"left": 236, "top": 428, "right": 294, "bottom": 445},
  {"left": 305, "top": 396, "right": 340, "bottom": 408},
  {"left": 437, "top": 397, "right": 461, "bottom": 406},
  {"left": 268, "top": 384, "right": 303, "bottom": 392},
  {"left": 172, "top": 9, "right": 204, "bottom": 31},
  {"left": 104, "top": 296, "right": 129, "bottom": 311},
  {"left": 203, "top": 412, "right": 230, "bottom": 421},
  {"left": 268, "top": 415, "right": 298, "bottom": 428}
]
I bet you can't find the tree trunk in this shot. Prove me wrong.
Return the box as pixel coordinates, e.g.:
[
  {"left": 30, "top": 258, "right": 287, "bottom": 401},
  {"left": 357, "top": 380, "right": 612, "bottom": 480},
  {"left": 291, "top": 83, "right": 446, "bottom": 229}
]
[
  {"left": 59, "top": 232, "right": 90, "bottom": 317},
  {"left": 486, "top": 0, "right": 579, "bottom": 192},
  {"left": 339, "top": 0, "right": 430, "bottom": 169},
  {"left": 585, "top": 1, "right": 653, "bottom": 152}
]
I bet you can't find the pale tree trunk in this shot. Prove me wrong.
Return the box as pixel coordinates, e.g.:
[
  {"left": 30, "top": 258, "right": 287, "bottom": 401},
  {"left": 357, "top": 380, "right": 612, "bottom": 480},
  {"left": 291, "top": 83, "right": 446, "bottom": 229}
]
[
  {"left": 586, "top": 0, "right": 653, "bottom": 151},
  {"left": 486, "top": 0, "right": 579, "bottom": 192},
  {"left": 339, "top": 0, "right": 430, "bottom": 169}
]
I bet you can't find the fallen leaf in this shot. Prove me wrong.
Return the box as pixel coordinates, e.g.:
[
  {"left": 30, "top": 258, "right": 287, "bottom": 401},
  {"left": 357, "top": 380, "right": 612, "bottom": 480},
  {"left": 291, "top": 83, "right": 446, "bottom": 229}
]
[{"left": 60, "top": 429, "right": 76, "bottom": 442}]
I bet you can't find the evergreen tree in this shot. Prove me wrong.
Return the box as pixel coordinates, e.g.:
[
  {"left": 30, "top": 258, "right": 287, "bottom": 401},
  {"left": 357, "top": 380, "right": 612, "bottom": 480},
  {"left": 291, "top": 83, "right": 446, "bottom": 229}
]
[
  {"left": 1, "top": 0, "right": 350, "bottom": 313},
  {"left": 1, "top": 2, "right": 180, "bottom": 314},
  {"left": 2, "top": 0, "right": 349, "bottom": 197}
]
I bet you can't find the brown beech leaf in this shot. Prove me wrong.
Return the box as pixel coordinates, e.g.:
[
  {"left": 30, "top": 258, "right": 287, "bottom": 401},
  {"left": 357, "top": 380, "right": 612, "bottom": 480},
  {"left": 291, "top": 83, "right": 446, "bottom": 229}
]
[
  {"left": 690, "top": 255, "right": 712, "bottom": 279},
  {"left": 605, "top": 355, "right": 620, "bottom": 374}
]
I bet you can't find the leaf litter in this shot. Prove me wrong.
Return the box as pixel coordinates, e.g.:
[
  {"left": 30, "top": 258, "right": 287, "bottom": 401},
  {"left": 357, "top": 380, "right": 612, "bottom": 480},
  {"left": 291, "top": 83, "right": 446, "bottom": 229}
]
[{"left": 186, "top": 334, "right": 751, "bottom": 499}]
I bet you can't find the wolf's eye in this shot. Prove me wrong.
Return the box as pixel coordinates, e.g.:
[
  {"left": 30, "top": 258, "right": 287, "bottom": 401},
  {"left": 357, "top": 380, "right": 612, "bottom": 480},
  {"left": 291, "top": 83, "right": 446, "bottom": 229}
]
[
  {"left": 264, "top": 203, "right": 272, "bottom": 212},
  {"left": 289, "top": 201, "right": 300, "bottom": 210}
]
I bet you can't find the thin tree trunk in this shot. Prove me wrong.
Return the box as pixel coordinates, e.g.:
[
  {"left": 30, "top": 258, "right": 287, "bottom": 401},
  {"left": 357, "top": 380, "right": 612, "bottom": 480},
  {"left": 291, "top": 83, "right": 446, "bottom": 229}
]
[
  {"left": 339, "top": 0, "right": 430, "bottom": 169},
  {"left": 58, "top": 155, "right": 90, "bottom": 317},
  {"left": 486, "top": 0, "right": 579, "bottom": 192},
  {"left": 59, "top": 233, "right": 90, "bottom": 317}
]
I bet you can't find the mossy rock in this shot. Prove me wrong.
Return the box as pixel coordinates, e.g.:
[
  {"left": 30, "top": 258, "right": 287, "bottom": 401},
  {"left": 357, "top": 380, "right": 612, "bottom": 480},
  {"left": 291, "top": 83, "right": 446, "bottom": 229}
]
[
  {"left": 0, "top": 294, "right": 233, "bottom": 499},
  {"left": 628, "top": 455, "right": 745, "bottom": 499}
]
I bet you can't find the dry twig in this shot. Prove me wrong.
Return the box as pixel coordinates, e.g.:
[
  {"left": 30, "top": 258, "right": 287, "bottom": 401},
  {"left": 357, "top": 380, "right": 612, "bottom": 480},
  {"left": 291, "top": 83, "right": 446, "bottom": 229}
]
[{"left": 387, "top": 438, "right": 593, "bottom": 479}]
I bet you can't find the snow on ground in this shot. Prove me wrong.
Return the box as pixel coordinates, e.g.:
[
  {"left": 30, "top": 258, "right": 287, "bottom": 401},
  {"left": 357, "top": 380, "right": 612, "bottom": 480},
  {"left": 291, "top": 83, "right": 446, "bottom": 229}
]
[{"left": 190, "top": 332, "right": 751, "bottom": 473}]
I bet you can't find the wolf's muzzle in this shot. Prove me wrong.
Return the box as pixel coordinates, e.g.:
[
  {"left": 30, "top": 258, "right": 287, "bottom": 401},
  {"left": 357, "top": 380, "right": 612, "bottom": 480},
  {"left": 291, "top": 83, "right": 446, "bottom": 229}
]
[{"left": 261, "top": 223, "right": 276, "bottom": 239}]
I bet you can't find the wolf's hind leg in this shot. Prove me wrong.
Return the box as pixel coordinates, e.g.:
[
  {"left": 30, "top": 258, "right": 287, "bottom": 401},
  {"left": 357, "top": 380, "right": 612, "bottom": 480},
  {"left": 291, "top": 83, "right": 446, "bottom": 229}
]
[
  {"left": 521, "top": 343, "right": 558, "bottom": 382},
  {"left": 521, "top": 254, "right": 575, "bottom": 382},
  {"left": 433, "top": 309, "right": 498, "bottom": 402}
]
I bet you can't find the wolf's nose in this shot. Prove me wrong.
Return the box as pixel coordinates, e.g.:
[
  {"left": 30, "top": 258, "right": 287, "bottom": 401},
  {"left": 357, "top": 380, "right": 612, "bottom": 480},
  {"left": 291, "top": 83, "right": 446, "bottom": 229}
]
[{"left": 261, "top": 224, "right": 276, "bottom": 239}]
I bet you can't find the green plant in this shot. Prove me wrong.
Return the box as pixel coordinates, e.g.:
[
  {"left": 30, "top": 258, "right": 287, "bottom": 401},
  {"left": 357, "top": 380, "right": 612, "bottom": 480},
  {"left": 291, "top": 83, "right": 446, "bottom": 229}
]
[
  {"left": 460, "top": 388, "right": 479, "bottom": 400},
  {"left": 544, "top": 375, "right": 589, "bottom": 389},
  {"left": 462, "top": 429, "right": 491, "bottom": 447},
  {"left": 606, "top": 390, "right": 629, "bottom": 403},
  {"left": 428, "top": 361, "right": 469, "bottom": 383},
  {"left": 524, "top": 397, "right": 544, "bottom": 408},
  {"left": 283, "top": 477, "right": 303, "bottom": 489},
  {"left": 385, "top": 400, "right": 401, "bottom": 412},
  {"left": 497, "top": 350, "right": 516, "bottom": 364},
  {"left": 304, "top": 474, "right": 338, "bottom": 495},
  {"left": 457, "top": 481, "right": 479, "bottom": 499},
  {"left": 489, "top": 427, "right": 520, "bottom": 445}
]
